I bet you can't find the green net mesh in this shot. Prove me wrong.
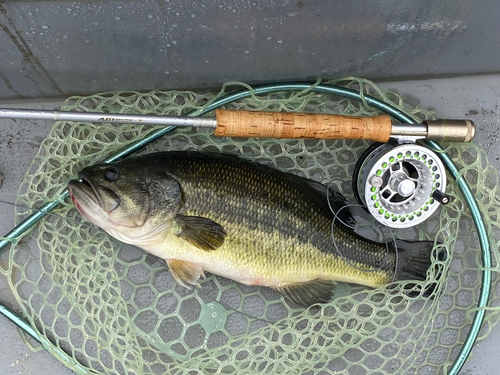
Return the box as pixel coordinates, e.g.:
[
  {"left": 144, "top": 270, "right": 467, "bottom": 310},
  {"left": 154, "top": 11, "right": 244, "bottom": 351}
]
[{"left": 2, "top": 78, "right": 500, "bottom": 375}]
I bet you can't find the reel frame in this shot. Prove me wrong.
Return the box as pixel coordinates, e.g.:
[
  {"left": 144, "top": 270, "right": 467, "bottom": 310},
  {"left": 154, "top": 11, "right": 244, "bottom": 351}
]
[{"left": 354, "top": 142, "right": 448, "bottom": 228}]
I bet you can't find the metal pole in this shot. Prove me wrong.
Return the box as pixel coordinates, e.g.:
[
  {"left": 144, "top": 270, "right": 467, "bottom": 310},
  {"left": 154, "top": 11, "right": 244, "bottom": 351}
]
[{"left": 391, "top": 124, "right": 427, "bottom": 137}]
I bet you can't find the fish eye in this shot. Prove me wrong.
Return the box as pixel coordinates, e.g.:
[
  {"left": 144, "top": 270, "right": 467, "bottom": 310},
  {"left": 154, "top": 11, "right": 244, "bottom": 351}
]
[{"left": 104, "top": 167, "right": 119, "bottom": 182}]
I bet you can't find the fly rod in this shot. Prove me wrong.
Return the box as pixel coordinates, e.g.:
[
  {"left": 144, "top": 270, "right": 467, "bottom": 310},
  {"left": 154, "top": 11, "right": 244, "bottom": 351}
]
[{"left": 0, "top": 108, "right": 475, "bottom": 143}]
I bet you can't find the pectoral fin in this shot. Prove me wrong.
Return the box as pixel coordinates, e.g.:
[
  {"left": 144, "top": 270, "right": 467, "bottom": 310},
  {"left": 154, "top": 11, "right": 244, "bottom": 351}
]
[
  {"left": 275, "top": 279, "right": 337, "bottom": 307},
  {"left": 166, "top": 259, "right": 205, "bottom": 289},
  {"left": 175, "top": 214, "right": 226, "bottom": 251}
]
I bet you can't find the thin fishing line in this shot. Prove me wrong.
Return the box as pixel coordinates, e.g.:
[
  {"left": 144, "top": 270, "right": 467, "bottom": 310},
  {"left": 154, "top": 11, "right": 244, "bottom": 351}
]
[
  {"left": 324, "top": 179, "right": 385, "bottom": 236},
  {"left": 393, "top": 240, "right": 399, "bottom": 283},
  {"left": 325, "top": 183, "right": 398, "bottom": 280},
  {"left": 328, "top": 203, "right": 391, "bottom": 273}
]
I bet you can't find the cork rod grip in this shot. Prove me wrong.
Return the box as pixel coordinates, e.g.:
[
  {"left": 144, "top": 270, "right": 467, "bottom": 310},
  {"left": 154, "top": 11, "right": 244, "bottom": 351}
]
[{"left": 214, "top": 109, "right": 392, "bottom": 142}]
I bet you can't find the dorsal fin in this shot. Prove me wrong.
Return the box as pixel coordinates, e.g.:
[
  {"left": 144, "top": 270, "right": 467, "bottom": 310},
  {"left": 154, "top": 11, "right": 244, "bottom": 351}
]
[{"left": 289, "top": 175, "right": 355, "bottom": 227}]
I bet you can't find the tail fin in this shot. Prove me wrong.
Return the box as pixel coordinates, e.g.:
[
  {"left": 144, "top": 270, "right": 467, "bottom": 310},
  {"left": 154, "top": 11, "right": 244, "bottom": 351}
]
[
  {"left": 393, "top": 239, "right": 436, "bottom": 282},
  {"left": 391, "top": 239, "right": 444, "bottom": 297}
]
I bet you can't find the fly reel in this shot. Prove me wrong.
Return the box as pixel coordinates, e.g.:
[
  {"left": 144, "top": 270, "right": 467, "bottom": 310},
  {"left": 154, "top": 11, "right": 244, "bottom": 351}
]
[{"left": 354, "top": 142, "right": 449, "bottom": 229}]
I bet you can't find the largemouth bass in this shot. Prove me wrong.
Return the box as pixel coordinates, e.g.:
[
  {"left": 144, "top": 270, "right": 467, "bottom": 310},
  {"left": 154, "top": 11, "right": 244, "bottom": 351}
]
[{"left": 68, "top": 151, "right": 435, "bottom": 307}]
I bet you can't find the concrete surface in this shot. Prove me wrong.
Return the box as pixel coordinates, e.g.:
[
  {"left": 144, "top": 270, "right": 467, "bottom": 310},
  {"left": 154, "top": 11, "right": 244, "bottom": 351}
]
[
  {"left": 1, "top": 75, "right": 500, "bottom": 374},
  {"left": 1, "top": 0, "right": 500, "bottom": 99},
  {"left": 0, "top": 100, "right": 76, "bottom": 375}
]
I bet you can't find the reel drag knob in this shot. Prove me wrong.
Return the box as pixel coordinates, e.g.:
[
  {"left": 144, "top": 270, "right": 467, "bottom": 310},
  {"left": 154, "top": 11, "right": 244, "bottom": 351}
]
[
  {"left": 432, "top": 189, "right": 451, "bottom": 205},
  {"left": 354, "top": 143, "right": 447, "bottom": 228}
]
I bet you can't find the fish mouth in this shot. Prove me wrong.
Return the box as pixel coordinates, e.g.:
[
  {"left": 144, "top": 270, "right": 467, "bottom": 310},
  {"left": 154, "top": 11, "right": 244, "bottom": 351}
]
[{"left": 68, "top": 173, "right": 119, "bottom": 212}]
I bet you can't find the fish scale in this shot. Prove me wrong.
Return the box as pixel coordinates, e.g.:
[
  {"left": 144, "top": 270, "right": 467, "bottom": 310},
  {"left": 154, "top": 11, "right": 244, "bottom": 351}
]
[{"left": 150, "top": 153, "right": 394, "bottom": 278}]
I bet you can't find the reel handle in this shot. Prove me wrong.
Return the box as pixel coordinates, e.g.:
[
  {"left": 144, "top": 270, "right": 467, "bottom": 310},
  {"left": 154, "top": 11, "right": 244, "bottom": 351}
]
[{"left": 214, "top": 109, "right": 393, "bottom": 142}]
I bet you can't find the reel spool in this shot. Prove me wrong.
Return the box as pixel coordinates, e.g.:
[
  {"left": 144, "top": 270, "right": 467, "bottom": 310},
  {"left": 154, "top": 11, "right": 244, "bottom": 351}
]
[{"left": 354, "top": 143, "right": 449, "bottom": 229}]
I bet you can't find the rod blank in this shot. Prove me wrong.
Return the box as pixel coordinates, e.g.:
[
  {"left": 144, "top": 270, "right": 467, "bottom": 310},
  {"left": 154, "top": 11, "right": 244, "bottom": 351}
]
[{"left": 0, "top": 108, "right": 217, "bottom": 128}]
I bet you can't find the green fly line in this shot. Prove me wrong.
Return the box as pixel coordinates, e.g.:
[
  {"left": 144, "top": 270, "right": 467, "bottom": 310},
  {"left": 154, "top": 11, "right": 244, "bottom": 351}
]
[{"left": 0, "top": 78, "right": 498, "bottom": 375}]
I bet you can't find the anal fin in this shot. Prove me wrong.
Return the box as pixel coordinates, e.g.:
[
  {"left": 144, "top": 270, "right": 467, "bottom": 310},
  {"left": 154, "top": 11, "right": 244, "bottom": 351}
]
[
  {"left": 166, "top": 259, "right": 205, "bottom": 290},
  {"left": 275, "top": 279, "right": 337, "bottom": 307}
]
